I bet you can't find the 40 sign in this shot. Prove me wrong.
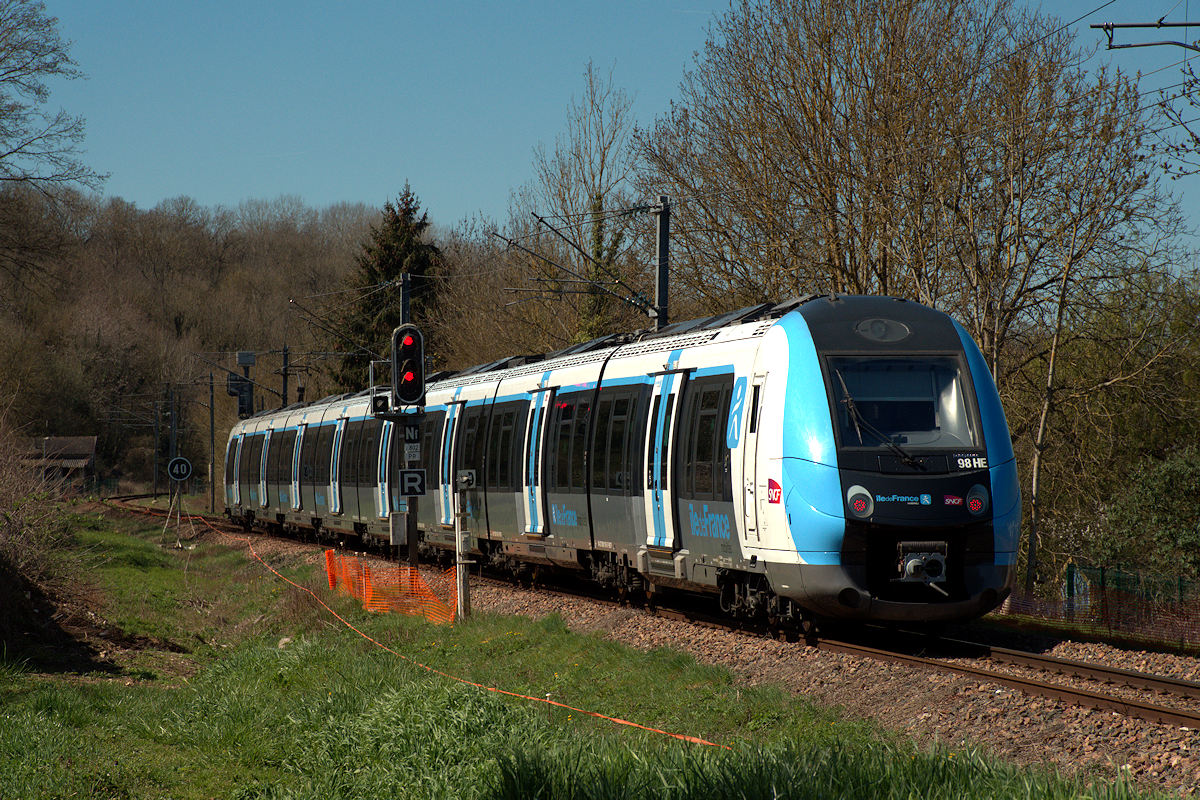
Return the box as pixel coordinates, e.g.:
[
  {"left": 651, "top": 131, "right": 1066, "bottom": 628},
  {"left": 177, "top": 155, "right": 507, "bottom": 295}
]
[{"left": 167, "top": 456, "right": 193, "bottom": 482}]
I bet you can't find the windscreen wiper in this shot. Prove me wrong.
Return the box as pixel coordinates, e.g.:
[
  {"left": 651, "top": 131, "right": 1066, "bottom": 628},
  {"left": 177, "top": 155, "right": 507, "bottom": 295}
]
[{"left": 834, "top": 370, "right": 925, "bottom": 471}]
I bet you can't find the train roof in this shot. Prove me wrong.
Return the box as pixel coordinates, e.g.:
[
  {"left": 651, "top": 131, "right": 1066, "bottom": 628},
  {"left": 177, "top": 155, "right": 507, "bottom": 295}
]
[{"left": 240, "top": 294, "right": 941, "bottom": 421}]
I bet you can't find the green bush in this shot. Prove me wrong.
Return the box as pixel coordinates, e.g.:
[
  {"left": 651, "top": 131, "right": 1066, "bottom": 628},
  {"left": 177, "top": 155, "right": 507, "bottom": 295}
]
[{"left": 1104, "top": 446, "right": 1200, "bottom": 577}]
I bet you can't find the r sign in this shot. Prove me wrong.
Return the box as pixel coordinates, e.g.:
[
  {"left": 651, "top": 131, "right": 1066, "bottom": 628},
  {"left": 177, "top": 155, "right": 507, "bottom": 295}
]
[{"left": 398, "top": 469, "right": 426, "bottom": 497}]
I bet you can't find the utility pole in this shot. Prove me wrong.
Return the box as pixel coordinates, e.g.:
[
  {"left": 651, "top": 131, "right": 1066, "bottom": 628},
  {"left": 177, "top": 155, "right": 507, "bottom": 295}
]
[
  {"left": 281, "top": 345, "right": 289, "bottom": 408},
  {"left": 209, "top": 372, "right": 216, "bottom": 514},
  {"left": 169, "top": 385, "right": 178, "bottom": 461},
  {"left": 152, "top": 401, "right": 161, "bottom": 500},
  {"left": 401, "top": 273, "right": 411, "bottom": 323},
  {"left": 653, "top": 195, "right": 670, "bottom": 331}
]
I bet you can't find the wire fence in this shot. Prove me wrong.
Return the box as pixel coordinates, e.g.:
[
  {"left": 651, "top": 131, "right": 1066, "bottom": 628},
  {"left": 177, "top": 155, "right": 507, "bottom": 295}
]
[{"left": 999, "top": 564, "right": 1200, "bottom": 650}]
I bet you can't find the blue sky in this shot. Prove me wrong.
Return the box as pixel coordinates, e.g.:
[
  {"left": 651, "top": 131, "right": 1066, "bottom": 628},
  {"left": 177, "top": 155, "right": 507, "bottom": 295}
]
[
  {"left": 41, "top": 1, "right": 1200, "bottom": 236},
  {"left": 45, "top": 1, "right": 716, "bottom": 227}
]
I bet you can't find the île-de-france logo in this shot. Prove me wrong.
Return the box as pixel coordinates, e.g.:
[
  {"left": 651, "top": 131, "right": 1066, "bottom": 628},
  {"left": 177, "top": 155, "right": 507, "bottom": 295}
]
[{"left": 876, "top": 493, "right": 933, "bottom": 506}]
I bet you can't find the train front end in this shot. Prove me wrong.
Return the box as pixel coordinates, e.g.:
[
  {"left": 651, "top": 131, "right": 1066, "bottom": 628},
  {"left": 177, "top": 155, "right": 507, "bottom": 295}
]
[{"left": 754, "top": 296, "right": 1020, "bottom": 623}]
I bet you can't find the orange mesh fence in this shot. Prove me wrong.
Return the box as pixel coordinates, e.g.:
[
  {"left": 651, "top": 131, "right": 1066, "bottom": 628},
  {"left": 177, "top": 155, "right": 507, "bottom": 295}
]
[{"left": 326, "top": 550, "right": 457, "bottom": 625}]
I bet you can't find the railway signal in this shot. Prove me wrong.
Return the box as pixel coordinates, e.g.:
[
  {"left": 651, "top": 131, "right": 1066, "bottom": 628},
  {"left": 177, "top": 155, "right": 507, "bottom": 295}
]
[
  {"left": 391, "top": 324, "right": 425, "bottom": 406},
  {"left": 226, "top": 373, "right": 253, "bottom": 418}
]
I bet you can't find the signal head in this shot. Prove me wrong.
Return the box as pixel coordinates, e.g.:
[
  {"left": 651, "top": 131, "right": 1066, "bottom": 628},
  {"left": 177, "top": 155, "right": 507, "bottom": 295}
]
[{"left": 391, "top": 324, "right": 426, "bottom": 406}]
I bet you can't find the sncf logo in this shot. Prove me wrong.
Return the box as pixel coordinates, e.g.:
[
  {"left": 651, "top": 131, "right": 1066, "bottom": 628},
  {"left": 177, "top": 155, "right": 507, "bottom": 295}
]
[
  {"left": 767, "top": 479, "right": 782, "bottom": 504},
  {"left": 944, "top": 495, "right": 963, "bottom": 506}
]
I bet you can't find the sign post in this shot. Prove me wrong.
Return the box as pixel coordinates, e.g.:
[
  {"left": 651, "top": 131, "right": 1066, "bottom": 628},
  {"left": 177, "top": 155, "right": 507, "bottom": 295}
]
[
  {"left": 372, "top": 323, "right": 428, "bottom": 565},
  {"left": 164, "top": 456, "right": 192, "bottom": 548},
  {"left": 167, "top": 456, "right": 193, "bottom": 482},
  {"left": 454, "top": 470, "right": 475, "bottom": 620}
]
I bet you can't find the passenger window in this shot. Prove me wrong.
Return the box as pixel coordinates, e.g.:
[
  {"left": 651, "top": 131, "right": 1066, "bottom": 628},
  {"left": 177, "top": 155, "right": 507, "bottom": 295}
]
[
  {"left": 360, "top": 420, "right": 380, "bottom": 484},
  {"left": 659, "top": 395, "right": 674, "bottom": 490},
  {"left": 592, "top": 398, "right": 612, "bottom": 490},
  {"left": 421, "top": 411, "right": 445, "bottom": 486},
  {"left": 314, "top": 425, "right": 333, "bottom": 483},
  {"left": 571, "top": 400, "right": 590, "bottom": 492},
  {"left": 608, "top": 396, "right": 629, "bottom": 492}
]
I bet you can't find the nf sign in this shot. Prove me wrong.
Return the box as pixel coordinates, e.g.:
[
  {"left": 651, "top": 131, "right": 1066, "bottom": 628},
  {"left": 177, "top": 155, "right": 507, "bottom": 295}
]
[
  {"left": 167, "top": 456, "right": 193, "bottom": 482},
  {"left": 398, "top": 469, "right": 426, "bottom": 497}
]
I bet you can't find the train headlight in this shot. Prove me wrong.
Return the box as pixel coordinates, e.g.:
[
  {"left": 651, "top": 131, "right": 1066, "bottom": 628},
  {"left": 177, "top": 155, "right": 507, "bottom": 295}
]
[
  {"left": 846, "top": 485, "right": 874, "bottom": 519},
  {"left": 966, "top": 484, "right": 989, "bottom": 516}
]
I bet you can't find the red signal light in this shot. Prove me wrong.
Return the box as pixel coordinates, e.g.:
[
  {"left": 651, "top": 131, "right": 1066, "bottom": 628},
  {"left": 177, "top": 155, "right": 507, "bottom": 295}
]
[
  {"left": 403, "top": 370, "right": 415, "bottom": 383},
  {"left": 402, "top": 334, "right": 414, "bottom": 347}
]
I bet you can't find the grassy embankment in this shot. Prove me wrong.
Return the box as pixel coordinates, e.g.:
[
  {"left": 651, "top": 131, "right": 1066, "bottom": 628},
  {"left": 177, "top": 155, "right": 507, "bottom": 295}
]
[{"left": 0, "top": 508, "right": 1157, "bottom": 799}]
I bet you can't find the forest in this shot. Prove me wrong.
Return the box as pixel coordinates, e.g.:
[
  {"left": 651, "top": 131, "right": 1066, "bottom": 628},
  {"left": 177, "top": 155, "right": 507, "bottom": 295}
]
[{"left": 6, "top": 0, "right": 1200, "bottom": 595}]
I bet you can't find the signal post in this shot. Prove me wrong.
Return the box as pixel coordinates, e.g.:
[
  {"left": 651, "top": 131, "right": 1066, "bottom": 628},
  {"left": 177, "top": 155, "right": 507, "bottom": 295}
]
[{"left": 372, "top": 322, "right": 444, "bottom": 605}]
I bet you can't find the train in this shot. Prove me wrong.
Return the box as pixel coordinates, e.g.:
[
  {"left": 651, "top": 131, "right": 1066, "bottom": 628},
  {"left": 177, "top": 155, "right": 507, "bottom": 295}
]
[{"left": 224, "top": 294, "right": 1020, "bottom": 627}]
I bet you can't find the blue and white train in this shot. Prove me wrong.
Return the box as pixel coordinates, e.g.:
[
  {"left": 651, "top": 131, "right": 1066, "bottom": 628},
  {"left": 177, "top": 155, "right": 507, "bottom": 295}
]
[{"left": 225, "top": 295, "right": 1020, "bottom": 625}]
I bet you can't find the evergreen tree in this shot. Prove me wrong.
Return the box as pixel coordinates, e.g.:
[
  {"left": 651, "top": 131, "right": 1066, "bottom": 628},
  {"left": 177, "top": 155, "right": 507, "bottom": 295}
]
[{"left": 329, "top": 185, "right": 440, "bottom": 390}]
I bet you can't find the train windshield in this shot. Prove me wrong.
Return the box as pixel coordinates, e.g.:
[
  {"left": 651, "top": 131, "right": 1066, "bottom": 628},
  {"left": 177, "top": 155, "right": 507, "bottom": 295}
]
[{"left": 827, "top": 356, "right": 979, "bottom": 448}]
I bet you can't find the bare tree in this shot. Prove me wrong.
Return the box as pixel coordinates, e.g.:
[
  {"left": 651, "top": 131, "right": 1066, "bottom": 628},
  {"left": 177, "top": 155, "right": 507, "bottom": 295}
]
[
  {"left": 503, "top": 61, "right": 648, "bottom": 344},
  {"left": 0, "top": 0, "right": 101, "bottom": 191},
  {"left": 636, "top": 0, "right": 1018, "bottom": 309}
]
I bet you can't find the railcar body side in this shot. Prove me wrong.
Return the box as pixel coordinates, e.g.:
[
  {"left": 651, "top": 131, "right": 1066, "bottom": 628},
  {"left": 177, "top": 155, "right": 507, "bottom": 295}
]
[{"left": 225, "top": 296, "right": 1019, "bottom": 624}]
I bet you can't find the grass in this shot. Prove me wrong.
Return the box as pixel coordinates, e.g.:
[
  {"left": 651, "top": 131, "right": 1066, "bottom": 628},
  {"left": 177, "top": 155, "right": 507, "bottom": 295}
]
[{"left": 0, "top": 508, "right": 1164, "bottom": 799}]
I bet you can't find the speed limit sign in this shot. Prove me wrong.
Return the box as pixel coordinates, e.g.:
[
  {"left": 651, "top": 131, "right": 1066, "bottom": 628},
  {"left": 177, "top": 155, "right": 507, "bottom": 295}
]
[{"left": 167, "top": 456, "right": 193, "bottom": 481}]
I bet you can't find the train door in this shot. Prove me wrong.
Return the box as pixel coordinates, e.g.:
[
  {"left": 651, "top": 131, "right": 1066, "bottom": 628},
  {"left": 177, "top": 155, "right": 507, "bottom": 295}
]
[
  {"left": 291, "top": 424, "right": 304, "bottom": 511},
  {"left": 521, "top": 387, "right": 555, "bottom": 535},
  {"left": 643, "top": 370, "right": 687, "bottom": 550},
  {"left": 375, "top": 420, "right": 393, "bottom": 519},
  {"left": 483, "top": 399, "right": 528, "bottom": 539},
  {"left": 258, "top": 429, "right": 271, "bottom": 510},
  {"left": 330, "top": 417, "right": 347, "bottom": 515},
  {"left": 343, "top": 418, "right": 368, "bottom": 522},
  {"left": 239, "top": 434, "right": 263, "bottom": 509},
  {"left": 227, "top": 434, "right": 243, "bottom": 507},
  {"left": 742, "top": 375, "right": 766, "bottom": 543},
  {"left": 418, "top": 411, "right": 445, "bottom": 530},
  {"left": 438, "top": 401, "right": 463, "bottom": 527}
]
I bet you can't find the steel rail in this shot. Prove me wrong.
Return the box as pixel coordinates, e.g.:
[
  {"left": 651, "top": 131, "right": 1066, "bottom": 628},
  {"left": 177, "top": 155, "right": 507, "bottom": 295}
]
[
  {"left": 815, "top": 638, "right": 1200, "bottom": 729},
  {"left": 936, "top": 637, "right": 1200, "bottom": 701}
]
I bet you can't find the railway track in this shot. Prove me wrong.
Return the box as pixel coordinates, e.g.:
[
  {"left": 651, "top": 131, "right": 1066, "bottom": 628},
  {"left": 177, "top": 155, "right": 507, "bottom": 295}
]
[
  {"left": 945, "top": 636, "right": 1200, "bottom": 702},
  {"left": 813, "top": 636, "right": 1200, "bottom": 729},
  {"left": 643, "top": 596, "right": 1200, "bottom": 728},
  {"left": 103, "top": 498, "right": 1200, "bottom": 730},
  {"left": 481, "top": 569, "right": 1200, "bottom": 730}
]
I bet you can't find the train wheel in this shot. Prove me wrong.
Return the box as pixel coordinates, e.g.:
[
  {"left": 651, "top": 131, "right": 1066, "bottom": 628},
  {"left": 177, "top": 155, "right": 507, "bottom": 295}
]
[{"left": 798, "top": 615, "right": 819, "bottom": 645}]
